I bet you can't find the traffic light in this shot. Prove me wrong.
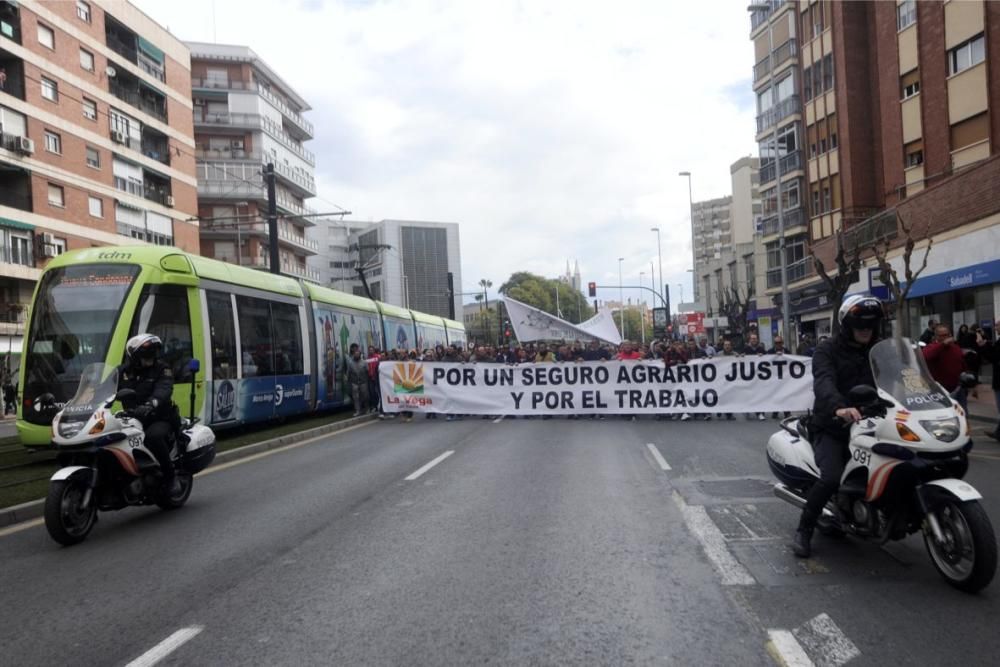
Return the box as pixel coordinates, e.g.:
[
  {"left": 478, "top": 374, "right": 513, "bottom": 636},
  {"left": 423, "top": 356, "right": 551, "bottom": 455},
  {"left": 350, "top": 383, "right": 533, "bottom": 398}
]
[{"left": 588, "top": 281, "right": 596, "bottom": 297}]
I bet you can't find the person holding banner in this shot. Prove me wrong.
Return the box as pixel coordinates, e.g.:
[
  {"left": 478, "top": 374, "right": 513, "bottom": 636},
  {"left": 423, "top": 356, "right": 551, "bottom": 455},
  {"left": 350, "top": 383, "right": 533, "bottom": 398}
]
[{"left": 793, "top": 294, "right": 884, "bottom": 559}]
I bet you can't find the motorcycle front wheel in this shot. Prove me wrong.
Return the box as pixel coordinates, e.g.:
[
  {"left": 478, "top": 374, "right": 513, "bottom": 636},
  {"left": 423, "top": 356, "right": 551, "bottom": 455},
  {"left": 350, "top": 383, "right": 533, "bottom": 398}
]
[
  {"left": 155, "top": 473, "right": 193, "bottom": 510},
  {"left": 44, "top": 479, "right": 97, "bottom": 546},
  {"left": 923, "top": 500, "right": 997, "bottom": 593}
]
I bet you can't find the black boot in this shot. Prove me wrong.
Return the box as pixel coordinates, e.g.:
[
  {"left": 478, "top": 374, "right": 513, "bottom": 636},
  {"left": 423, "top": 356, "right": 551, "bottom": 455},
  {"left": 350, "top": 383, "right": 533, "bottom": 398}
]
[
  {"left": 792, "top": 527, "right": 813, "bottom": 558},
  {"left": 793, "top": 514, "right": 815, "bottom": 558}
]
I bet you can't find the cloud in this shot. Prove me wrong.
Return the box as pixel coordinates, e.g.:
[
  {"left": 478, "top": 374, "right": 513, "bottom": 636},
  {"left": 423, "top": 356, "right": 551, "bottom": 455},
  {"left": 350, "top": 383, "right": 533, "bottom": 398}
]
[{"left": 135, "top": 0, "right": 757, "bottom": 305}]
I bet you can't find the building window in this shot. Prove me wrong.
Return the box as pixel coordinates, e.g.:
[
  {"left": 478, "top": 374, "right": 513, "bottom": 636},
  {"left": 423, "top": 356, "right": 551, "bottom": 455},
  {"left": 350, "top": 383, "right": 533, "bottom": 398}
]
[
  {"left": 821, "top": 53, "right": 834, "bottom": 92},
  {"left": 76, "top": 1, "right": 91, "bottom": 22},
  {"left": 37, "top": 23, "right": 54, "bottom": 49},
  {"left": 41, "top": 77, "right": 58, "bottom": 102},
  {"left": 9, "top": 234, "right": 32, "bottom": 266},
  {"left": 803, "top": 64, "right": 813, "bottom": 101},
  {"left": 79, "top": 48, "right": 94, "bottom": 72},
  {"left": 897, "top": 0, "right": 916, "bottom": 31},
  {"left": 82, "top": 97, "right": 97, "bottom": 120},
  {"left": 86, "top": 146, "right": 100, "bottom": 168},
  {"left": 950, "top": 112, "right": 989, "bottom": 150},
  {"left": 822, "top": 185, "right": 832, "bottom": 213},
  {"left": 948, "top": 34, "right": 986, "bottom": 76},
  {"left": 901, "top": 70, "right": 920, "bottom": 99},
  {"left": 50, "top": 237, "right": 67, "bottom": 255},
  {"left": 44, "top": 130, "right": 61, "bottom": 154},
  {"left": 88, "top": 195, "right": 103, "bottom": 218},
  {"left": 48, "top": 184, "right": 65, "bottom": 207},
  {"left": 811, "top": 187, "right": 820, "bottom": 216},
  {"left": 745, "top": 255, "right": 755, "bottom": 298}
]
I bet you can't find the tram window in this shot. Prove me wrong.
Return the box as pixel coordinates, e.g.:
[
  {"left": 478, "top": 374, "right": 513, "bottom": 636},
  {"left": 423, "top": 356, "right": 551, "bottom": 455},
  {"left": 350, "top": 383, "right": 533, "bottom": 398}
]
[
  {"left": 270, "top": 302, "right": 303, "bottom": 375},
  {"left": 207, "top": 291, "right": 236, "bottom": 379},
  {"left": 236, "top": 295, "right": 273, "bottom": 377},
  {"left": 130, "top": 284, "right": 193, "bottom": 381}
]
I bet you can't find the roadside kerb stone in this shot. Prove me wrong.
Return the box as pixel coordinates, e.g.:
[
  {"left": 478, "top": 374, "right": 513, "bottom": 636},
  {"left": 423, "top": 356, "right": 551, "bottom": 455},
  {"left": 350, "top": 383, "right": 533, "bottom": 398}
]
[{"left": 0, "top": 414, "right": 377, "bottom": 529}]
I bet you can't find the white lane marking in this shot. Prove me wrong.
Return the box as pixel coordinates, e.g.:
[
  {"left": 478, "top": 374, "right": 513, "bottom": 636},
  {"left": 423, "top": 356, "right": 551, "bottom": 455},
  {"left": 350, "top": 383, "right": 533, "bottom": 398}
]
[
  {"left": 645, "top": 443, "right": 671, "bottom": 471},
  {"left": 792, "top": 613, "right": 860, "bottom": 667},
  {"left": 199, "top": 421, "right": 375, "bottom": 477},
  {"left": 767, "top": 629, "right": 814, "bottom": 667},
  {"left": 405, "top": 451, "right": 455, "bottom": 481},
  {"left": 125, "top": 626, "right": 203, "bottom": 667},
  {"left": 0, "top": 517, "right": 44, "bottom": 538},
  {"left": 492, "top": 415, "right": 505, "bottom": 423},
  {"left": 672, "top": 491, "right": 755, "bottom": 586}
]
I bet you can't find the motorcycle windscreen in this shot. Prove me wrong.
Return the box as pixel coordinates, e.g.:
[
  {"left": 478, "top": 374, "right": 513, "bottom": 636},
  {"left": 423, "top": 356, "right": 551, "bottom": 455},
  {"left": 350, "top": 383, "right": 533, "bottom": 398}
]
[{"left": 870, "top": 337, "right": 953, "bottom": 412}]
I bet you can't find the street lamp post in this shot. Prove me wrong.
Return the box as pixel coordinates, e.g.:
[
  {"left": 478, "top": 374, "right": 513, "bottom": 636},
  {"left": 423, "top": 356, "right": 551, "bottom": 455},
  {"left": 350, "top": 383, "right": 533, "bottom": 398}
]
[
  {"left": 678, "top": 171, "right": 694, "bottom": 305},
  {"left": 650, "top": 227, "right": 664, "bottom": 308},
  {"left": 618, "top": 257, "right": 626, "bottom": 340},
  {"left": 748, "top": 2, "right": 790, "bottom": 339},
  {"left": 639, "top": 272, "right": 647, "bottom": 346}
]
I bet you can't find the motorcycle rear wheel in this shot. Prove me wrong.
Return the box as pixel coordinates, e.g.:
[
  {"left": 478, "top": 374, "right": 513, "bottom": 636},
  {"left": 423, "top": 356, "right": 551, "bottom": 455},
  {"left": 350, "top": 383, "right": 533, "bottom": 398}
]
[
  {"left": 923, "top": 500, "right": 997, "bottom": 593},
  {"left": 155, "top": 473, "right": 193, "bottom": 510},
  {"left": 44, "top": 479, "right": 97, "bottom": 546}
]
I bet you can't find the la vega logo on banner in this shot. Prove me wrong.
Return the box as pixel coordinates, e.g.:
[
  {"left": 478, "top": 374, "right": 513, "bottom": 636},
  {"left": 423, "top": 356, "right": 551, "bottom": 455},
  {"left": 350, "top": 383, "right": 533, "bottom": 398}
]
[{"left": 380, "top": 357, "right": 814, "bottom": 415}]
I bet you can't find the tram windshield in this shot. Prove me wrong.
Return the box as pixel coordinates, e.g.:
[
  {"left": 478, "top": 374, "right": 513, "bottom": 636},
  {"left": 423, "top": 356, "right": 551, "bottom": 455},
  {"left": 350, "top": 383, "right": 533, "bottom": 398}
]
[{"left": 22, "top": 264, "right": 140, "bottom": 421}]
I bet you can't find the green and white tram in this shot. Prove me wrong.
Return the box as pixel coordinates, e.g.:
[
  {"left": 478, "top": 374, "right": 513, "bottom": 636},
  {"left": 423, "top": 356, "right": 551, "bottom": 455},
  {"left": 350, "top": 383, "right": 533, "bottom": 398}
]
[{"left": 17, "top": 246, "right": 465, "bottom": 447}]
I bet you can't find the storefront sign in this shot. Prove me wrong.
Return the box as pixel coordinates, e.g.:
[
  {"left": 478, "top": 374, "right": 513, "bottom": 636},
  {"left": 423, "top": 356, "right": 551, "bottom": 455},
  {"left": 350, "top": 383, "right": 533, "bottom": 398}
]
[{"left": 905, "top": 258, "right": 1000, "bottom": 299}]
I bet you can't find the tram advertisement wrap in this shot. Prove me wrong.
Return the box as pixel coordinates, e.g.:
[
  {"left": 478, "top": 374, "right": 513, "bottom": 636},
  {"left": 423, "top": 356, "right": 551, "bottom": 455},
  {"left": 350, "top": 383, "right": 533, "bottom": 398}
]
[{"left": 379, "top": 358, "right": 814, "bottom": 415}]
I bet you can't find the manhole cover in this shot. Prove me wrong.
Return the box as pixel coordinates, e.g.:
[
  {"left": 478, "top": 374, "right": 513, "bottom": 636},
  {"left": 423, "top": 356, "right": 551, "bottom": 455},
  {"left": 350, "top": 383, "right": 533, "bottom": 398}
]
[{"left": 696, "top": 478, "right": 774, "bottom": 498}]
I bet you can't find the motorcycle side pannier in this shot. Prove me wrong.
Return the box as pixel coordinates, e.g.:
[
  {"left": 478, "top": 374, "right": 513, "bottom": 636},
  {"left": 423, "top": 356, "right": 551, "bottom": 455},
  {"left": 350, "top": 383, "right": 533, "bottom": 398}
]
[{"left": 181, "top": 424, "right": 216, "bottom": 474}]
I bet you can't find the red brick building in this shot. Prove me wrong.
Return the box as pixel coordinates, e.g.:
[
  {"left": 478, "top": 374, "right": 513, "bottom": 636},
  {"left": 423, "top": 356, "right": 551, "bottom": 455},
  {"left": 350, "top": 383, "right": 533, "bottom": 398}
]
[
  {"left": 750, "top": 0, "right": 1000, "bottom": 338},
  {"left": 0, "top": 0, "right": 198, "bottom": 356}
]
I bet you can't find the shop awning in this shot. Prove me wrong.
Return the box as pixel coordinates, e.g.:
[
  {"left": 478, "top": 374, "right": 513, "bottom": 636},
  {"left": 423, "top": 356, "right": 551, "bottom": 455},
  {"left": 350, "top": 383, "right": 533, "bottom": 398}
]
[{"left": 0, "top": 216, "right": 34, "bottom": 231}]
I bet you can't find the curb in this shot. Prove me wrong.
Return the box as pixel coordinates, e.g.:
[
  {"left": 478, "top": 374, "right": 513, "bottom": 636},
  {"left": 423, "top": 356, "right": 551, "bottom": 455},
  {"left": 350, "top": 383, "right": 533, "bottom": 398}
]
[{"left": 0, "top": 413, "right": 377, "bottom": 529}]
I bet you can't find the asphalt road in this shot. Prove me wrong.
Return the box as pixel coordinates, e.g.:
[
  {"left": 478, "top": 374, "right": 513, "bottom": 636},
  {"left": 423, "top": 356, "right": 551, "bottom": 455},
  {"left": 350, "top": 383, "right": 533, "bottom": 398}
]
[{"left": 1, "top": 416, "right": 999, "bottom": 666}]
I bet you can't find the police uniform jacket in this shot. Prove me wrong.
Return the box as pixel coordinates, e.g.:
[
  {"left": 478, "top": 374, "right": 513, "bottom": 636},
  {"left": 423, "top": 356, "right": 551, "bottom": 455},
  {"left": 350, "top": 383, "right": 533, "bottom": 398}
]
[
  {"left": 118, "top": 360, "right": 174, "bottom": 422},
  {"left": 811, "top": 333, "right": 877, "bottom": 438}
]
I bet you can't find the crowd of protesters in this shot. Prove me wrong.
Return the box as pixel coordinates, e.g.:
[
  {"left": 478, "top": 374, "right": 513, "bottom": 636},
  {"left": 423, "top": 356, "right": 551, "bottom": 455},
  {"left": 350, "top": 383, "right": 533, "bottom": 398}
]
[{"left": 355, "top": 330, "right": 822, "bottom": 421}]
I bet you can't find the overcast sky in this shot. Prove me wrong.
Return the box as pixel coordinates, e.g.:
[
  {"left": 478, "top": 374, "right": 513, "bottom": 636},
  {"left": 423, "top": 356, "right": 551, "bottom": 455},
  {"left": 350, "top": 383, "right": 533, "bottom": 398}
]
[{"left": 134, "top": 0, "right": 757, "bottom": 307}]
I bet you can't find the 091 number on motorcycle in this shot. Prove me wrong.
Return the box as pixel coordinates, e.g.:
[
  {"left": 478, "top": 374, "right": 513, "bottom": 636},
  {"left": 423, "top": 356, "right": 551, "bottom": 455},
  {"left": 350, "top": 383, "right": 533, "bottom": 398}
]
[{"left": 852, "top": 448, "right": 871, "bottom": 466}]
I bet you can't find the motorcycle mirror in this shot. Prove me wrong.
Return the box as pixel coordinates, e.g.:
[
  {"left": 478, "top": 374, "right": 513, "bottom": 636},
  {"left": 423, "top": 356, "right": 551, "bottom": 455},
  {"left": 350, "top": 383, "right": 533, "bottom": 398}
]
[
  {"left": 848, "top": 384, "right": 879, "bottom": 405},
  {"left": 37, "top": 392, "right": 56, "bottom": 406},
  {"left": 115, "top": 388, "right": 137, "bottom": 402}
]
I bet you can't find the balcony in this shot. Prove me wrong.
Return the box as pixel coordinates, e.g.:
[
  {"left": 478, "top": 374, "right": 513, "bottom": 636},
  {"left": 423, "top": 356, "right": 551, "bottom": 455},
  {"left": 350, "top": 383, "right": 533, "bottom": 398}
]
[
  {"left": 756, "top": 95, "right": 799, "bottom": 134},
  {"left": 196, "top": 147, "right": 261, "bottom": 161},
  {"left": 257, "top": 85, "right": 313, "bottom": 139},
  {"left": 140, "top": 127, "right": 170, "bottom": 165},
  {"left": 191, "top": 77, "right": 256, "bottom": 91},
  {"left": 759, "top": 151, "right": 802, "bottom": 184},
  {"left": 0, "top": 51, "right": 24, "bottom": 99},
  {"left": 759, "top": 207, "right": 807, "bottom": 238},
  {"left": 0, "top": 0, "right": 20, "bottom": 44},
  {"left": 109, "top": 77, "right": 167, "bottom": 123},
  {"left": 244, "top": 255, "right": 321, "bottom": 282},
  {"left": 750, "top": 0, "right": 787, "bottom": 33},
  {"left": 271, "top": 160, "right": 316, "bottom": 196},
  {"left": 193, "top": 111, "right": 315, "bottom": 165},
  {"left": 767, "top": 256, "right": 813, "bottom": 289},
  {"left": 756, "top": 40, "right": 797, "bottom": 82},
  {"left": 195, "top": 179, "right": 317, "bottom": 222},
  {"left": 842, "top": 209, "right": 897, "bottom": 248},
  {"left": 137, "top": 52, "right": 165, "bottom": 82},
  {"left": 143, "top": 170, "right": 172, "bottom": 206}
]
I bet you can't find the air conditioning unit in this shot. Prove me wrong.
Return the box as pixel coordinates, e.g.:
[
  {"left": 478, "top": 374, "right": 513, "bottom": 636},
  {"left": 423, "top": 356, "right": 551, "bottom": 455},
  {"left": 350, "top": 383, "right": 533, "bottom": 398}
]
[
  {"left": 16, "top": 137, "right": 34, "bottom": 155},
  {"left": 39, "top": 233, "right": 56, "bottom": 258},
  {"left": 165, "top": 195, "right": 175, "bottom": 207},
  {"left": 111, "top": 130, "right": 127, "bottom": 144}
]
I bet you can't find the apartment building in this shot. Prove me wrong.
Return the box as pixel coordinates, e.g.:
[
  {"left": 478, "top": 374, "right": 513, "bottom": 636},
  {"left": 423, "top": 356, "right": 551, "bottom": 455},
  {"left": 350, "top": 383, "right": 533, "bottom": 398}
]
[
  {"left": 694, "top": 157, "right": 776, "bottom": 343},
  {"left": 749, "top": 0, "right": 1000, "bottom": 338},
  {"left": 308, "top": 219, "right": 462, "bottom": 319},
  {"left": 188, "top": 42, "right": 319, "bottom": 283},
  {"left": 0, "top": 0, "right": 198, "bottom": 356}
]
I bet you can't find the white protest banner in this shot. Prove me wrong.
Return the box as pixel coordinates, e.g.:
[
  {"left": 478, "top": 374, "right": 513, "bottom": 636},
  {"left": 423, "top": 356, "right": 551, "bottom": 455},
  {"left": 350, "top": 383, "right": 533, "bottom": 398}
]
[
  {"left": 380, "top": 356, "right": 814, "bottom": 416},
  {"left": 504, "top": 297, "right": 622, "bottom": 345}
]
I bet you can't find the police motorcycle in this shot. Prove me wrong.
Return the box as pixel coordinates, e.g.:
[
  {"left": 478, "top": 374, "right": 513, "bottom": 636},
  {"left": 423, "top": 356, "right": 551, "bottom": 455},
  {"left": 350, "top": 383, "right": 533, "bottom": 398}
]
[
  {"left": 40, "top": 359, "right": 215, "bottom": 546},
  {"left": 766, "top": 336, "right": 996, "bottom": 592}
]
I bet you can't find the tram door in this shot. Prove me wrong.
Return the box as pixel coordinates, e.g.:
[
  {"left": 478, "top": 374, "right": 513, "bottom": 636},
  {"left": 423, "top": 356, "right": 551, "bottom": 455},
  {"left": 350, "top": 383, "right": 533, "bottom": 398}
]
[{"left": 206, "top": 291, "right": 238, "bottom": 425}]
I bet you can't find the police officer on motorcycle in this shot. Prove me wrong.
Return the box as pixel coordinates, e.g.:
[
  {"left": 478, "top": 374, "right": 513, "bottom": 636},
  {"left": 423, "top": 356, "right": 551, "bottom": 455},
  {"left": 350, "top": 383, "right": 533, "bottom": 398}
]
[
  {"left": 119, "top": 334, "right": 179, "bottom": 494},
  {"left": 793, "top": 294, "right": 884, "bottom": 558}
]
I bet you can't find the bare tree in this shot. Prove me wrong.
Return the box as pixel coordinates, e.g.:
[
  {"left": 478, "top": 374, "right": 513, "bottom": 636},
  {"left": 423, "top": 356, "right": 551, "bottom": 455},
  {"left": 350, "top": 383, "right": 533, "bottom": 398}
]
[
  {"left": 871, "top": 212, "right": 933, "bottom": 338},
  {"left": 810, "top": 230, "right": 863, "bottom": 336},
  {"left": 716, "top": 285, "right": 750, "bottom": 340}
]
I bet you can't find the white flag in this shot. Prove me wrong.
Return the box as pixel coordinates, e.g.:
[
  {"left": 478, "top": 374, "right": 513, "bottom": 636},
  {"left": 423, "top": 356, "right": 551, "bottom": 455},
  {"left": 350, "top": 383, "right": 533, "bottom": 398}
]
[{"left": 503, "top": 296, "right": 622, "bottom": 344}]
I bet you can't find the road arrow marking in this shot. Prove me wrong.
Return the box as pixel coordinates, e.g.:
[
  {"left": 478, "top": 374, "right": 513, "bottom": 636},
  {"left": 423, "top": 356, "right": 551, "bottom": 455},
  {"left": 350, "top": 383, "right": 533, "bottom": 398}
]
[{"left": 405, "top": 450, "right": 455, "bottom": 481}]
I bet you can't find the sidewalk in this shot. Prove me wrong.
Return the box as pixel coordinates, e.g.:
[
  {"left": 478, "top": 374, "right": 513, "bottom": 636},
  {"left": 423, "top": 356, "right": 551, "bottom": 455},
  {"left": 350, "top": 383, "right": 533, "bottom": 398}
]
[{"left": 968, "top": 384, "right": 998, "bottom": 427}]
